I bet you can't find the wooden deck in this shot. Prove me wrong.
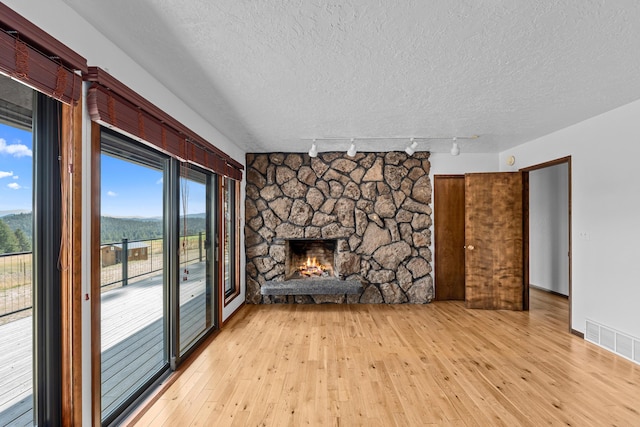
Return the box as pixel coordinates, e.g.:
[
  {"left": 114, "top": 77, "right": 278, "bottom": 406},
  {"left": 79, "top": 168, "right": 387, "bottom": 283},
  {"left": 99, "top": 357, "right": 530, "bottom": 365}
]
[
  {"left": 0, "top": 260, "right": 209, "bottom": 427},
  {"left": 0, "top": 316, "right": 31, "bottom": 427}
]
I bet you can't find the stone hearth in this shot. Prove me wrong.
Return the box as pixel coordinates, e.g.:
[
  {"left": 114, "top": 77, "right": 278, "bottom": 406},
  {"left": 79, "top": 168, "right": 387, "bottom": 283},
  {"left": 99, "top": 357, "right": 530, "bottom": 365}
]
[
  {"left": 245, "top": 151, "right": 433, "bottom": 304},
  {"left": 260, "top": 279, "right": 363, "bottom": 296}
]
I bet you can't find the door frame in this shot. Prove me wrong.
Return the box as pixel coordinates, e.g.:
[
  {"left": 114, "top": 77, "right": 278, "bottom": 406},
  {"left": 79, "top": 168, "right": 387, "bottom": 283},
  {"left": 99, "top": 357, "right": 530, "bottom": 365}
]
[{"left": 520, "top": 156, "right": 573, "bottom": 333}]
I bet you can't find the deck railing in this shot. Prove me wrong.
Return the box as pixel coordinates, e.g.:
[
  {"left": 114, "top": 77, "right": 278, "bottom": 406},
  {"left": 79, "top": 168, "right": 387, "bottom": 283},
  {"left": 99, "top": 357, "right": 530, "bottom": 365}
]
[
  {"left": 0, "top": 233, "right": 205, "bottom": 318},
  {"left": 101, "top": 233, "right": 205, "bottom": 288},
  {"left": 0, "top": 251, "right": 32, "bottom": 319}
]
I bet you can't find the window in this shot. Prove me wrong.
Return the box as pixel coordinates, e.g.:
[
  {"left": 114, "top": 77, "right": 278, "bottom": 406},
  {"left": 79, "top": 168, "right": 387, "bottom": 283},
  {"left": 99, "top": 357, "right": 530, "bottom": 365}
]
[{"left": 223, "top": 177, "right": 240, "bottom": 304}]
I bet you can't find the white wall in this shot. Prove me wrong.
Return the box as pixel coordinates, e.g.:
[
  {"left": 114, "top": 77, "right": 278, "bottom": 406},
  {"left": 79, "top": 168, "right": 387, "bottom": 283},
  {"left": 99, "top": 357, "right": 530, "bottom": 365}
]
[
  {"left": 429, "top": 152, "right": 500, "bottom": 178},
  {"left": 500, "top": 98, "right": 640, "bottom": 339},
  {"left": 529, "top": 164, "right": 569, "bottom": 296}
]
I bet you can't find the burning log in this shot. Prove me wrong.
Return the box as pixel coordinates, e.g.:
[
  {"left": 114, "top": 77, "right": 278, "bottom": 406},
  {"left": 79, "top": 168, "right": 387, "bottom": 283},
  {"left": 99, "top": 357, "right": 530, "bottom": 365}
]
[{"left": 298, "top": 257, "right": 330, "bottom": 278}]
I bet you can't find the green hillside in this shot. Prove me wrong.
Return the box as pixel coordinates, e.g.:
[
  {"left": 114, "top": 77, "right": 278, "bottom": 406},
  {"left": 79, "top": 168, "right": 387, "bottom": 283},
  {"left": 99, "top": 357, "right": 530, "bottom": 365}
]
[{"left": 0, "top": 213, "right": 206, "bottom": 247}]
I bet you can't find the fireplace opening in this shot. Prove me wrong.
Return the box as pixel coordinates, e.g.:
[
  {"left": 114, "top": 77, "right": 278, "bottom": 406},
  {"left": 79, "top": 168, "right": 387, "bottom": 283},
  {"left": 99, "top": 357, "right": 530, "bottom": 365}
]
[{"left": 285, "top": 239, "right": 337, "bottom": 280}]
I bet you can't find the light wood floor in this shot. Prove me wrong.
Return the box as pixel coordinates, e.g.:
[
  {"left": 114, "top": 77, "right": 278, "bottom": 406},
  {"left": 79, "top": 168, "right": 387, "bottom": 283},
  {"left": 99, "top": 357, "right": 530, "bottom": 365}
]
[{"left": 129, "top": 290, "right": 640, "bottom": 426}]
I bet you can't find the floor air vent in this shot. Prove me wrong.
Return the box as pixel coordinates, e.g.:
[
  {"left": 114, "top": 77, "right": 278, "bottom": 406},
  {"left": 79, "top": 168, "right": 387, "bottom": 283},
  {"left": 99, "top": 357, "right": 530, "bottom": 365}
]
[
  {"left": 600, "top": 328, "right": 615, "bottom": 351},
  {"left": 616, "top": 334, "right": 633, "bottom": 360},
  {"left": 585, "top": 321, "right": 599, "bottom": 343},
  {"left": 585, "top": 319, "right": 639, "bottom": 366}
]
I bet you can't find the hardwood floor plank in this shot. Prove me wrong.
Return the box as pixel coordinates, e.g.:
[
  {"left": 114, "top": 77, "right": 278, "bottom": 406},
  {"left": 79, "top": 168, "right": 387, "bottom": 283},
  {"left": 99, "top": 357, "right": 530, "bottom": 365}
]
[{"left": 127, "top": 290, "right": 640, "bottom": 426}]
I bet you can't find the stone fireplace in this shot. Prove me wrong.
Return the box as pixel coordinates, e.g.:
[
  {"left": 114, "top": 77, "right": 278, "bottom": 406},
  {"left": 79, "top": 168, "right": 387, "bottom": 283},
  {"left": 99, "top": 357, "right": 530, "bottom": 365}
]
[{"left": 245, "top": 151, "right": 434, "bottom": 304}]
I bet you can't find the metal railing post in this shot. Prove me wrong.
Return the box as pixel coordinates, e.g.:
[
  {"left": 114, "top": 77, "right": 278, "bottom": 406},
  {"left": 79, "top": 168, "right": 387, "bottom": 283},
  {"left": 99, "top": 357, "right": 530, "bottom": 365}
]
[{"left": 122, "top": 238, "right": 129, "bottom": 287}]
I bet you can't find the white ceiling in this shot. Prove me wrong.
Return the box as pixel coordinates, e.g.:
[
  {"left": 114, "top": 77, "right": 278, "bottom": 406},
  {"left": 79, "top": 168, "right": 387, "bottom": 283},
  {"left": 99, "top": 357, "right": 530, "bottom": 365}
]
[{"left": 62, "top": 0, "right": 640, "bottom": 154}]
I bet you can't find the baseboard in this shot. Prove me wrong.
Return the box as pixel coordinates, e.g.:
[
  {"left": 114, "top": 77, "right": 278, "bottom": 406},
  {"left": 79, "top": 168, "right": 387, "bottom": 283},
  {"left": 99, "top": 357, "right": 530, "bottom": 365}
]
[
  {"left": 222, "top": 301, "right": 246, "bottom": 327},
  {"left": 571, "top": 329, "right": 584, "bottom": 339},
  {"left": 529, "top": 284, "right": 569, "bottom": 299}
]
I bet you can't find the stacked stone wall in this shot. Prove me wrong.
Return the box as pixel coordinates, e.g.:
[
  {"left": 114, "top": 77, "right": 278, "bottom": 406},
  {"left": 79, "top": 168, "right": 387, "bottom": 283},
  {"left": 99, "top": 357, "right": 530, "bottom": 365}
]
[{"left": 245, "top": 151, "right": 433, "bottom": 304}]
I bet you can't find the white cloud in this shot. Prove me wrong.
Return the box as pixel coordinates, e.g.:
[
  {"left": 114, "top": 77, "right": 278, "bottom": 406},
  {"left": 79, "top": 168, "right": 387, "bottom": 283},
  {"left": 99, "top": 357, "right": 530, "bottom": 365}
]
[
  {"left": 12, "top": 175, "right": 18, "bottom": 179},
  {"left": 0, "top": 138, "right": 32, "bottom": 157},
  {"left": 7, "top": 182, "right": 21, "bottom": 190},
  {"left": 0, "top": 170, "right": 13, "bottom": 179},
  {"left": 107, "top": 191, "right": 118, "bottom": 197},
  {"left": 156, "top": 178, "right": 163, "bottom": 185}
]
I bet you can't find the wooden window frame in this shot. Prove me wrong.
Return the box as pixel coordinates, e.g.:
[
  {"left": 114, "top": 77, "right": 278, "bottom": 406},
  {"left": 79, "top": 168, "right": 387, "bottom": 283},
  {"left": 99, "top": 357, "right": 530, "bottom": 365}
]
[{"left": 222, "top": 177, "right": 241, "bottom": 306}]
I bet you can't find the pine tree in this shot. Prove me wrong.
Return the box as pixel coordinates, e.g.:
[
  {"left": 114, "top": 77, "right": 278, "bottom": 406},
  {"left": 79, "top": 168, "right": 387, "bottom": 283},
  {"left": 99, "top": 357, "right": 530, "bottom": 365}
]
[
  {"left": 14, "top": 228, "right": 31, "bottom": 252},
  {"left": 0, "top": 219, "right": 19, "bottom": 254}
]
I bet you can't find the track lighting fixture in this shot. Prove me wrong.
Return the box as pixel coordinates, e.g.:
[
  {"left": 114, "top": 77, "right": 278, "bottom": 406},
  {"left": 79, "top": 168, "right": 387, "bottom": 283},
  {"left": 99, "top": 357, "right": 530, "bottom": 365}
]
[
  {"left": 308, "top": 139, "right": 318, "bottom": 157},
  {"left": 450, "top": 137, "right": 460, "bottom": 156},
  {"left": 347, "top": 138, "right": 357, "bottom": 157},
  {"left": 405, "top": 138, "right": 418, "bottom": 156},
  {"left": 301, "top": 135, "right": 477, "bottom": 155}
]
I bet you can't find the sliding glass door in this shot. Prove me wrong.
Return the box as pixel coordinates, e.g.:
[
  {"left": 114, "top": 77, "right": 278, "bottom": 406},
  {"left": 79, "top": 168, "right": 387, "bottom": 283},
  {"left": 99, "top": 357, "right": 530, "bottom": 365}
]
[
  {"left": 97, "top": 130, "right": 222, "bottom": 421},
  {"left": 0, "top": 77, "right": 69, "bottom": 426},
  {"left": 0, "top": 77, "right": 34, "bottom": 427},
  {"left": 100, "top": 133, "right": 169, "bottom": 424},
  {"left": 178, "top": 168, "right": 215, "bottom": 355}
]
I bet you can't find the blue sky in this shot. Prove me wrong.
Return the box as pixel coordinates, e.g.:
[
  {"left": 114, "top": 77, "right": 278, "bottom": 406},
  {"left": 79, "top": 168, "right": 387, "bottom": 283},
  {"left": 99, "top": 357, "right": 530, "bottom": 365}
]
[
  {"left": 0, "top": 123, "right": 33, "bottom": 212},
  {"left": 101, "top": 154, "right": 164, "bottom": 217},
  {"left": 101, "top": 154, "right": 207, "bottom": 218},
  {"left": 1, "top": 121, "right": 206, "bottom": 218}
]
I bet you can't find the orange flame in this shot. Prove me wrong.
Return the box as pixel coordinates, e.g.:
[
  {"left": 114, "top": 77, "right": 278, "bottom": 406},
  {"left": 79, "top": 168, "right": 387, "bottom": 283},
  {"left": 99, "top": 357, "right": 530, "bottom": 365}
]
[{"left": 299, "top": 256, "right": 328, "bottom": 276}]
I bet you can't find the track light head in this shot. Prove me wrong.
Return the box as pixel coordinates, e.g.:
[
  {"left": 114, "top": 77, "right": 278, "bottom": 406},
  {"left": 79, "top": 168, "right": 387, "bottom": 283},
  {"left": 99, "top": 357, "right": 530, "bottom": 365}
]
[
  {"left": 347, "top": 138, "right": 357, "bottom": 157},
  {"left": 450, "top": 137, "right": 460, "bottom": 156},
  {"left": 405, "top": 138, "right": 418, "bottom": 156},
  {"left": 308, "top": 140, "right": 318, "bottom": 157}
]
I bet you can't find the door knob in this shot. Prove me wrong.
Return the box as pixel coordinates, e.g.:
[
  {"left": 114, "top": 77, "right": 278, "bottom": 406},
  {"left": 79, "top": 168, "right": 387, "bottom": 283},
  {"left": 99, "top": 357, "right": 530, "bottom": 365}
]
[{"left": 467, "top": 245, "right": 475, "bottom": 250}]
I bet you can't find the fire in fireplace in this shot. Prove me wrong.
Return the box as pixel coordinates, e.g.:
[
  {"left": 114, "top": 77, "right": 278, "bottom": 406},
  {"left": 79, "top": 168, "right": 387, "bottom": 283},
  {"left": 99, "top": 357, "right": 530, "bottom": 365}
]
[
  {"left": 297, "top": 256, "right": 331, "bottom": 277},
  {"left": 285, "top": 239, "right": 337, "bottom": 280}
]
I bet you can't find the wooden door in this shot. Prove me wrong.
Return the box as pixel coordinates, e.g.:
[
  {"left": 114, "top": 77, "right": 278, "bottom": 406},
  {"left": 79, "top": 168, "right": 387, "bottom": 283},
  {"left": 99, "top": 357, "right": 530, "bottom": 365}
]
[
  {"left": 434, "top": 176, "right": 465, "bottom": 300},
  {"left": 465, "top": 172, "right": 524, "bottom": 310}
]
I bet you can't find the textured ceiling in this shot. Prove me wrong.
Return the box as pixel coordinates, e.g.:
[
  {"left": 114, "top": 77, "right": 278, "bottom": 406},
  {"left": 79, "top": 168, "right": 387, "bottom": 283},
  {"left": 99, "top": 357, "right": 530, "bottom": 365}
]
[{"left": 62, "top": 0, "right": 640, "bottom": 154}]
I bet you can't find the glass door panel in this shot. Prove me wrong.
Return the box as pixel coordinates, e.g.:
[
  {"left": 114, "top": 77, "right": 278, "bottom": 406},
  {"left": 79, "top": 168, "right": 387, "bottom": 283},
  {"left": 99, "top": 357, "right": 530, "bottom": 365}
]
[
  {"left": 0, "top": 96, "right": 33, "bottom": 426},
  {"left": 100, "top": 147, "right": 167, "bottom": 422},
  {"left": 223, "top": 177, "right": 238, "bottom": 300},
  {"left": 178, "top": 167, "right": 211, "bottom": 354}
]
